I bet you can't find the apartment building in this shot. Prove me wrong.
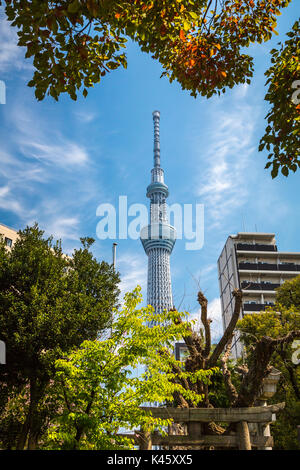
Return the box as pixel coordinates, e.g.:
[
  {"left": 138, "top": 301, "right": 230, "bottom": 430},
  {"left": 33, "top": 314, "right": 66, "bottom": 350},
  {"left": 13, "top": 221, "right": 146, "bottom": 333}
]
[{"left": 218, "top": 232, "right": 300, "bottom": 357}]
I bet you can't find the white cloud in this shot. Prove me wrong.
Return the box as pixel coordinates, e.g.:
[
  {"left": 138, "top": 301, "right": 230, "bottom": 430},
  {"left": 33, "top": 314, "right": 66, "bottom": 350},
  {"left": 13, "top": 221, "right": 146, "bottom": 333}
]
[
  {"left": 234, "top": 83, "right": 250, "bottom": 100},
  {"left": 0, "top": 198, "right": 24, "bottom": 218},
  {"left": 0, "top": 14, "right": 31, "bottom": 73},
  {"left": 22, "top": 141, "right": 89, "bottom": 167},
  {"left": 117, "top": 252, "right": 147, "bottom": 302},
  {"left": 43, "top": 216, "right": 80, "bottom": 241},
  {"left": 74, "top": 110, "right": 97, "bottom": 123},
  {"left": 0, "top": 98, "right": 97, "bottom": 248},
  {"left": 207, "top": 297, "right": 223, "bottom": 342},
  {"left": 0, "top": 185, "right": 35, "bottom": 219},
  {"left": 0, "top": 149, "right": 47, "bottom": 185},
  {"left": 195, "top": 90, "right": 257, "bottom": 227},
  {"left": 0, "top": 185, "right": 10, "bottom": 198},
  {"left": 6, "top": 105, "right": 89, "bottom": 169}
]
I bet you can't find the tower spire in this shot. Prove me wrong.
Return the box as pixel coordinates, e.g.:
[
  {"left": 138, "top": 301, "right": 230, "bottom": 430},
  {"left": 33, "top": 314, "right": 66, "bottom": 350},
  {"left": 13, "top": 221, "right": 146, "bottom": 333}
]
[
  {"left": 152, "top": 110, "right": 160, "bottom": 168},
  {"left": 140, "top": 111, "right": 176, "bottom": 318}
]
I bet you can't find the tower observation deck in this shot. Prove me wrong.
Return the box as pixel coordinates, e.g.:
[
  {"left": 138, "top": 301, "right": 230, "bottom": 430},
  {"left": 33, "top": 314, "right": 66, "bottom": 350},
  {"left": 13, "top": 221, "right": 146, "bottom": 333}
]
[{"left": 140, "top": 111, "right": 176, "bottom": 315}]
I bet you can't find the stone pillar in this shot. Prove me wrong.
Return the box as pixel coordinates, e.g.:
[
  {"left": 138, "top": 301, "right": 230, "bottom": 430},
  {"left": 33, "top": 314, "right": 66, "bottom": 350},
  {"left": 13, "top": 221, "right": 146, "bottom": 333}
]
[
  {"left": 237, "top": 421, "right": 251, "bottom": 450},
  {"left": 187, "top": 421, "right": 202, "bottom": 448},
  {"left": 257, "top": 399, "right": 272, "bottom": 450}
]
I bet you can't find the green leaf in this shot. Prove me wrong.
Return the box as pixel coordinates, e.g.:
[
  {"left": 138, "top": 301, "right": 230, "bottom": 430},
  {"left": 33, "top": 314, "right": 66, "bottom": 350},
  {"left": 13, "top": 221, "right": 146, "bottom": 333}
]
[
  {"left": 189, "top": 12, "right": 198, "bottom": 20},
  {"left": 271, "top": 164, "right": 279, "bottom": 179},
  {"left": 68, "top": 1, "right": 80, "bottom": 14}
]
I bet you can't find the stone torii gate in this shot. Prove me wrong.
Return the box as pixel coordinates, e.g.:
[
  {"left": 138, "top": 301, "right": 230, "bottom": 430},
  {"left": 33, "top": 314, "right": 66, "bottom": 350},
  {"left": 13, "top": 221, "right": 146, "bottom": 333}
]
[{"left": 120, "top": 403, "right": 285, "bottom": 450}]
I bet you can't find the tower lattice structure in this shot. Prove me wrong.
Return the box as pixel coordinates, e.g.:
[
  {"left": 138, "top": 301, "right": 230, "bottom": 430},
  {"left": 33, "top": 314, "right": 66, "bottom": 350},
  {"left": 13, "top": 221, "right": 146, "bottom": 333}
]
[{"left": 140, "top": 111, "right": 176, "bottom": 317}]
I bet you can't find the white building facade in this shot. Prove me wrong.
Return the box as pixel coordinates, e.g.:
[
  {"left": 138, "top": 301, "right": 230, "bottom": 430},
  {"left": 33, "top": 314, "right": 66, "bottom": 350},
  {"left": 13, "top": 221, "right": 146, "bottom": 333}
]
[
  {"left": 218, "top": 232, "right": 300, "bottom": 357},
  {"left": 0, "top": 223, "right": 18, "bottom": 250}
]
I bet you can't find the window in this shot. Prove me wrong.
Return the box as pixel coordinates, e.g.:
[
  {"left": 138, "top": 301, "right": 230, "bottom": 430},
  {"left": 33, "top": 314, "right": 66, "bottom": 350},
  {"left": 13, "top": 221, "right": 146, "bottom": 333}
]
[
  {"left": 5, "top": 237, "right": 12, "bottom": 247},
  {"left": 174, "top": 343, "right": 189, "bottom": 361}
]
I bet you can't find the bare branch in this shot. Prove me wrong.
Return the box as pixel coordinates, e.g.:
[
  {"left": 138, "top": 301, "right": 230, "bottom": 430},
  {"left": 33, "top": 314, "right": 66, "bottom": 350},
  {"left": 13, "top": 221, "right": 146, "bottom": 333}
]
[
  {"left": 198, "top": 291, "right": 211, "bottom": 358},
  {"left": 208, "top": 289, "right": 243, "bottom": 368},
  {"left": 173, "top": 313, "right": 203, "bottom": 358},
  {"left": 268, "top": 330, "right": 300, "bottom": 346},
  {"left": 220, "top": 340, "right": 238, "bottom": 405},
  {"left": 176, "top": 285, "right": 186, "bottom": 311}
]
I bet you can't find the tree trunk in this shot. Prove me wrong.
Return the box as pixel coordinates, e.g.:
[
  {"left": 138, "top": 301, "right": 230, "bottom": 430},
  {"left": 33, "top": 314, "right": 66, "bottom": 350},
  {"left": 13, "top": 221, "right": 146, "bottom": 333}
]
[
  {"left": 27, "top": 431, "right": 39, "bottom": 450},
  {"left": 139, "top": 430, "right": 152, "bottom": 450},
  {"left": 16, "top": 412, "right": 31, "bottom": 450},
  {"left": 16, "top": 376, "right": 43, "bottom": 450}
]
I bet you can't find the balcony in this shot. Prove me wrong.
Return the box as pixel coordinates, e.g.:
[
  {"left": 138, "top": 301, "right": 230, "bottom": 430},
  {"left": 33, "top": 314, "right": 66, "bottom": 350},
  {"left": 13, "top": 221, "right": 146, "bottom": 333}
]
[
  {"left": 239, "top": 262, "right": 277, "bottom": 271},
  {"left": 239, "top": 262, "right": 300, "bottom": 272},
  {"left": 236, "top": 243, "right": 277, "bottom": 252},
  {"left": 243, "top": 303, "right": 275, "bottom": 312},
  {"left": 279, "top": 263, "right": 300, "bottom": 272},
  {"left": 241, "top": 281, "right": 280, "bottom": 291}
]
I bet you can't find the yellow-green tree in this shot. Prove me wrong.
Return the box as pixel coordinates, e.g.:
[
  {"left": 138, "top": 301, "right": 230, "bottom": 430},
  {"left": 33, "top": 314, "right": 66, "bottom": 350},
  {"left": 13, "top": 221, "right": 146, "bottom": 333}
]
[{"left": 45, "top": 287, "right": 216, "bottom": 450}]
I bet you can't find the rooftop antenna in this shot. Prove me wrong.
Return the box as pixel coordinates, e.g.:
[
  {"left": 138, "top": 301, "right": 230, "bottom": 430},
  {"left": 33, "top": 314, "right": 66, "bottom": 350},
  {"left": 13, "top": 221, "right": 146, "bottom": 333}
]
[
  {"left": 255, "top": 224, "right": 258, "bottom": 232},
  {"left": 112, "top": 243, "right": 117, "bottom": 270},
  {"left": 242, "top": 214, "right": 246, "bottom": 232}
]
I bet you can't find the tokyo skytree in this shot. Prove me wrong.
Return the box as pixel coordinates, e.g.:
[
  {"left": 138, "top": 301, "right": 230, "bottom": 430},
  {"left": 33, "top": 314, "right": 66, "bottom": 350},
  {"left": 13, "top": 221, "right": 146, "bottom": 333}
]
[{"left": 140, "top": 111, "right": 176, "bottom": 316}]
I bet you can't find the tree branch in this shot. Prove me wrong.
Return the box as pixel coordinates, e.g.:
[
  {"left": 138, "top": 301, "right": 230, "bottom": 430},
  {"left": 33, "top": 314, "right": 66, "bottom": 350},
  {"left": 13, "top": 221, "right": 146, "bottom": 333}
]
[
  {"left": 220, "top": 339, "right": 238, "bottom": 405},
  {"left": 173, "top": 313, "right": 203, "bottom": 358},
  {"left": 235, "top": 330, "right": 300, "bottom": 407},
  {"left": 158, "top": 349, "right": 191, "bottom": 408},
  {"left": 208, "top": 289, "right": 243, "bottom": 368},
  {"left": 198, "top": 291, "right": 211, "bottom": 358}
]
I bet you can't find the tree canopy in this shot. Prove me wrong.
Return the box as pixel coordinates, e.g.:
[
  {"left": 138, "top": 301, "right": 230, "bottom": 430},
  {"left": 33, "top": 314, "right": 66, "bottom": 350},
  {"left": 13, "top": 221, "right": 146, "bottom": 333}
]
[
  {"left": 1, "top": 0, "right": 299, "bottom": 177},
  {"left": 2, "top": 0, "right": 291, "bottom": 100},
  {"left": 1, "top": 262, "right": 300, "bottom": 448},
  {"left": 260, "top": 19, "right": 300, "bottom": 178},
  {"left": 45, "top": 287, "right": 216, "bottom": 450}
]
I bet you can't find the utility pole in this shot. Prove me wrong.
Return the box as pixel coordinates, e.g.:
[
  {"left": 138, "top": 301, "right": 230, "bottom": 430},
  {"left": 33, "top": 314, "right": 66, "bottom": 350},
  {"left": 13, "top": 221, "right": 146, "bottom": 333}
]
[{"left": 112, "top": 242, "right": 117, "bottom": 270}]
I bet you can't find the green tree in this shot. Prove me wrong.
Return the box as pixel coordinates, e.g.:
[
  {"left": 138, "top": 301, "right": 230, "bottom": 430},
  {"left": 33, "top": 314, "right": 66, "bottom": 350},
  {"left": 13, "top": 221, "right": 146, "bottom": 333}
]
[
  {"left": 2, "top": 1, "right": 298, "bottom": 176},
  {"left": 275, "top": 273, "right": 300, "bottom": 308},
  {"left": 260, "top": 19, "right": 300, "bottom": 178},
  {"left": 44, "top": 287, "right": 216, "bottom": 450},
  {"left": 0, "top": 223, "right": 120, "bottom": 449},
  {"left": 237, "top": 276, "right": 300, "bottom": 449}
]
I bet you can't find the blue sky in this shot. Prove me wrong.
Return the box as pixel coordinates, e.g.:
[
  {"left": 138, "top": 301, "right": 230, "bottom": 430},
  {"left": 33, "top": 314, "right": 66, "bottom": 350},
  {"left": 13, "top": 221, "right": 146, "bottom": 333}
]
[{"left": 0, "top": 3, "right": 299, "bottom": 341}]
